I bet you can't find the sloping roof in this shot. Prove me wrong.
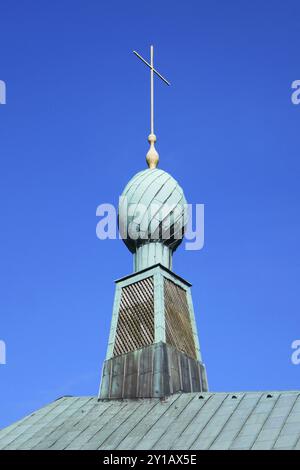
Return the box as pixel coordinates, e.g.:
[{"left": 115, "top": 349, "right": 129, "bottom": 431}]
[{"left": 0, "top": 391, "right": 300, "bottom": 450}]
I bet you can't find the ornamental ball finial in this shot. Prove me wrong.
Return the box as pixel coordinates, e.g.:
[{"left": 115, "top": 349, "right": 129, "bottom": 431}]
[{"left": 146, "top": 133, "right": 159, "bottom": 169}]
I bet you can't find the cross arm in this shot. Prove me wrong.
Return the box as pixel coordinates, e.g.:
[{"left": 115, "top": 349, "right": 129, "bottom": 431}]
[{"left": 133, "top": 51, "right": 170, "bottom": 86}]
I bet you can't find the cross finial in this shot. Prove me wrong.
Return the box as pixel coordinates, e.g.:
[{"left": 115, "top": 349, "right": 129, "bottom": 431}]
[{"left": 133, "top": 46, "right": 170, "bottom": 169}]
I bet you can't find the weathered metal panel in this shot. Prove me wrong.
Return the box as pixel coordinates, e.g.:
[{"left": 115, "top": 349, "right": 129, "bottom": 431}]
[
  {"left": 100, "top": 342, "right": 207, "bottom": 400},
  {"left": 167, "top": 347, "right": 180, "bottom": 394},
  {"left": 200, "top": 362, "right": 209, "bottom": 392},
  {"left": 137, "top": 345, "right": 153, "bottom": 398},
  {"left": 99, "top": 361, "right": 111, "bottom": 399},
  {"left": 189, "top": 357, "right": 201, "bottom": 392},
  {"left": 179, "top": 353, "right": 190, "bottom": 392},
  {"left": 146, "top": 343, "right": 161, "bottom": 398},
  {"left": 110, "top": 354, "right": 125, "bottom": 399},
  {"left": 123, "top": 350, "right": 139, "bottom": 399}
]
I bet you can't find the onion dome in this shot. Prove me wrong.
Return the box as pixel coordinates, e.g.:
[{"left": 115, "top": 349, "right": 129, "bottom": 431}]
[{"left": 119, "top": 168, "right": 188, "bottom": 271}]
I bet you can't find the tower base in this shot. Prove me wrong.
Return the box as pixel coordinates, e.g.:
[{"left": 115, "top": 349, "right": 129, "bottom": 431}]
[{"left": 99, "top": 342, "right": 208, "bottom": 400}]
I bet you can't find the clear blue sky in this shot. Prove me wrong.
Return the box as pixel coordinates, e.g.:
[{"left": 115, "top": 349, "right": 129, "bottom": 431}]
[{"left": 0, "top": 0, "right": 299, "bottom": 428}]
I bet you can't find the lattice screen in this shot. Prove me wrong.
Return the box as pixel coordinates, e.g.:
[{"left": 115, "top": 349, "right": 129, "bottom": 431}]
[
  {"left": 113, "top": 276, "right": 154, "bottom": 356},
  {"left": 164, "top": 278, "right": 197, "bottom": 359}
]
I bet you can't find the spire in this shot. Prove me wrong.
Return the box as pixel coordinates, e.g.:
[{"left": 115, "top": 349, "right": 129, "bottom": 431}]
[
  {"left": 133, "top": 45, "right": 170, "bottom": 169},
  {"left": 98, "top": 47, "right": 208, "bottom": 401}
]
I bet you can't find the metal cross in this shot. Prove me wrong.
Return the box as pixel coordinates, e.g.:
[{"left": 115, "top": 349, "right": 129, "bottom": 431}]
[{"left": 133, "top": 46, "right": 170, "bottom": 136}]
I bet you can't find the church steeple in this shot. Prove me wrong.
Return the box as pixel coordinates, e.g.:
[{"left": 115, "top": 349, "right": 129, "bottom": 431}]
[{"left": 98, "top": 47, "right": 208, "bottom": 400}]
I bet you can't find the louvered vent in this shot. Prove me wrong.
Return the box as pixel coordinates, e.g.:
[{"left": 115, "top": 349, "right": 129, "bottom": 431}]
[
  {"left": 113, "top": 276, "right": 154, "bottom": 356},
  {"left": 164, "top": 278, "right": 197, "bottom": 359}
]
